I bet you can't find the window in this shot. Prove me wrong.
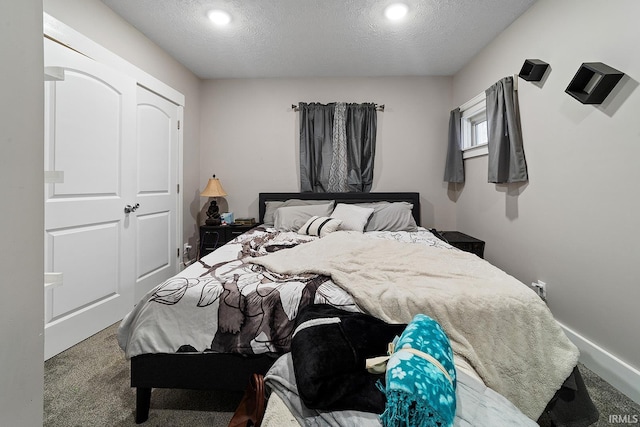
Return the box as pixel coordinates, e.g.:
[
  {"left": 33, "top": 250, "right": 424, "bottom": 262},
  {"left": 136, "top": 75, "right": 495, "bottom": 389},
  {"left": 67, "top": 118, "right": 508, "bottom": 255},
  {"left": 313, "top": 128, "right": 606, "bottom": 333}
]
[{"left": 460, "top": 92, "right": 488, "bottom": 159}]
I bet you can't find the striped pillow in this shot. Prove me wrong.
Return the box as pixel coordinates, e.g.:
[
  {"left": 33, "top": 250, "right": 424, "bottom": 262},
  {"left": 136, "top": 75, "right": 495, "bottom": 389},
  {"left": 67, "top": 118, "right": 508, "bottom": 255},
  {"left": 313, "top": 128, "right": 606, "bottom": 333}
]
[{"left": 298, "top": 216, "right": 343, "bottom": 238}]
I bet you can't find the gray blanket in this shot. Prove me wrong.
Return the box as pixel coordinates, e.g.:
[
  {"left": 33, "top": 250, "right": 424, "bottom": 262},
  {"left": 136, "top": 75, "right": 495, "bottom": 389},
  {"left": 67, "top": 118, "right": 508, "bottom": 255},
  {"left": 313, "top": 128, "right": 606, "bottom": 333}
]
[{"left": 264, "top": 353, "right": 538, "bottom": 427}]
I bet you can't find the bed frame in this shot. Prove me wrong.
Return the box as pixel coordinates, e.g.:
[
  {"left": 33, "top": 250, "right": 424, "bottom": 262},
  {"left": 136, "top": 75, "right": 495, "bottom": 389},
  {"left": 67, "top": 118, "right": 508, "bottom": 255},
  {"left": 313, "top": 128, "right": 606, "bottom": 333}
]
[
  {"left": 258, "top": 192, "right": 421, "bottom": 227},
  {"left": 130, "top": 192, "right": 421, "bottom": 423}
]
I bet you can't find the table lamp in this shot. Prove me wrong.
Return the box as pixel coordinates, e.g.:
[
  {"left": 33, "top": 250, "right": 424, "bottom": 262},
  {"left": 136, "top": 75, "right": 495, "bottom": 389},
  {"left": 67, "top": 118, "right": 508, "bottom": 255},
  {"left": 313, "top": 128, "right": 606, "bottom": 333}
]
[{"left": 200, "top": 175, "right": 227, "bottom": 225}]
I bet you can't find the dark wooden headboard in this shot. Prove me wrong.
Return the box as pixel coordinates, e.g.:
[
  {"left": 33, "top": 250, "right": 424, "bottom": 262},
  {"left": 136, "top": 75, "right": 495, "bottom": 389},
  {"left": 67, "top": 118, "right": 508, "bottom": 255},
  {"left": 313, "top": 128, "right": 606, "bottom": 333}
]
[{"left": 258, "top": 192, "right": 421, "bottom": 226}]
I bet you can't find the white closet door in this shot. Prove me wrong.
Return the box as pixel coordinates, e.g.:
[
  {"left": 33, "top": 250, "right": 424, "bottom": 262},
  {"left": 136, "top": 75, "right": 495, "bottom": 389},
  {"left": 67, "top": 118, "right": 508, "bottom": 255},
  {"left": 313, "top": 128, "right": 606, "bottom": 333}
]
[
  {"left": 44, "top": 38, "right": 137, "bottom": 359},
  {"left": 134, "top": 86, "right": 179, "bottom": 301}
]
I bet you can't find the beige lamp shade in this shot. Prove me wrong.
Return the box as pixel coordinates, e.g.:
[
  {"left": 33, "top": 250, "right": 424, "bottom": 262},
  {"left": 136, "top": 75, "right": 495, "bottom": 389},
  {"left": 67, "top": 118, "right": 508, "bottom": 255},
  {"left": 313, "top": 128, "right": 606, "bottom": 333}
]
[{"left": 200, "top": 176, "right": 227, "bottom": 197}]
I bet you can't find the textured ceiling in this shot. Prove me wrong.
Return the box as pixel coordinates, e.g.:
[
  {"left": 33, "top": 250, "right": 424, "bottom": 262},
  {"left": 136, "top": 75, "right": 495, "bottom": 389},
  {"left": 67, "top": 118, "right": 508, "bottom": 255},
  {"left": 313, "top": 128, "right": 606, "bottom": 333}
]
[{"left": 100, "top": 0, "right": 537, "bottom": 79}]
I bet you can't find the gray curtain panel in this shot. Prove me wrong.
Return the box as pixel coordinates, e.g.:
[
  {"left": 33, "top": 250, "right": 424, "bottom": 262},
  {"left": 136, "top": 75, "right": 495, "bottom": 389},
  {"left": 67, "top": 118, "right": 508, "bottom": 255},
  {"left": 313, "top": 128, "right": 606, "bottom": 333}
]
[
  {"left": 485, "top": 76, "right": 528, "bottom": 183},
  {"left": 299, "top": 102, "right": 335, "bottom": 192},
  {"left": 345, "top": 103, "right": 377, "bottom": 192},
  {"left": 299, "top": 102, "right": 377, "bottom": 193},
  {"left": 444, "top": 108, "right": 464, "bottom": 183}
]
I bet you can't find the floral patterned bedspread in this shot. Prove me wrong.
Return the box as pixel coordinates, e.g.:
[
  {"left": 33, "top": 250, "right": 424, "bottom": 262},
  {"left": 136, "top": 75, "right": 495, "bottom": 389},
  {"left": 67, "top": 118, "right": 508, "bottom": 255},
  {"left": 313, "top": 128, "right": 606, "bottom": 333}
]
[{"left": 117, "top": 226, "right": 453, "bottom": 359}]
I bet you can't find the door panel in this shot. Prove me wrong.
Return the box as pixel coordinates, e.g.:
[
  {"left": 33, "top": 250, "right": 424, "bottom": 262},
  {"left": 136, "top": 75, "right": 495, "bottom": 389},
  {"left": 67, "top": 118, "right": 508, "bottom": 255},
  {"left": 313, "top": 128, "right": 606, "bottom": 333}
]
[
  {"left": 137, "top": 211, "right": 170, "bottom": 279},
  {"left": 138, "top": 104, "right": 171, "bottom": 192},
  {"left": 134, "top": 87, "right": 179, "bottom": 301},
  {"left": 46, "top": 222, "right": 120, "bottom": 319},
  {"left": 44, "top": 38, "right": 136, "bottom": 359},
  {"left": 52, "top": 70, "right": 121, "bottom": 196}
]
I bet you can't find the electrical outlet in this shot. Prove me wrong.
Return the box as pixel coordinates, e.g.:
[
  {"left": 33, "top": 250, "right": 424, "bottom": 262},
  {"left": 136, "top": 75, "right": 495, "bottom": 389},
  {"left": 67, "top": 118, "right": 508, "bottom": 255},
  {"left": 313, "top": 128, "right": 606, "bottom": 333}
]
[
  {"left": 538, "top": 280, "right": 546, "bottom": 300},
  {"left": 183, "top": 243, "right": 192, "bottom": 255},
  {"left": 531, "top": 280, "right": 547, "bottom": 300}
]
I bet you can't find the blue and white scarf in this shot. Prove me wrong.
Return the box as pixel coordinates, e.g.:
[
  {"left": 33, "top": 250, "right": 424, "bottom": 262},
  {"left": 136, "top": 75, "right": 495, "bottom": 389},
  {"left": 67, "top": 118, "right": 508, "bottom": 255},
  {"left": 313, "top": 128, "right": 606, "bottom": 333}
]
[{"left": 376, "top": 314, "right": 457, "bottom": 427}]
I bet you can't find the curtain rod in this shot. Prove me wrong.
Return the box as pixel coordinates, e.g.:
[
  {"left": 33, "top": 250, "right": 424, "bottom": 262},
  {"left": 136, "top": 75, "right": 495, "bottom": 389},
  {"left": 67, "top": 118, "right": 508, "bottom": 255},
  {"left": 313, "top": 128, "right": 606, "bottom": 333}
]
[{"left": 291, "top": 103, "right": 385, "bottom": 112}]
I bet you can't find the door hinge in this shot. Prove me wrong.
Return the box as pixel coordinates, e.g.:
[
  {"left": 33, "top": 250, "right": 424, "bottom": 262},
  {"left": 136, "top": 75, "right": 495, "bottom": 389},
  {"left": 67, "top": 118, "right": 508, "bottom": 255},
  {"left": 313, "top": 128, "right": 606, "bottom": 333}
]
[
  {"left": 177, "top": 120, "right": 180, "bottom": 130},
  {"left": 177, "top": 248, "right": 180, "bottom": 257},
  {"left": 177, "top": 184, "right": 180, "bottom": 194}
]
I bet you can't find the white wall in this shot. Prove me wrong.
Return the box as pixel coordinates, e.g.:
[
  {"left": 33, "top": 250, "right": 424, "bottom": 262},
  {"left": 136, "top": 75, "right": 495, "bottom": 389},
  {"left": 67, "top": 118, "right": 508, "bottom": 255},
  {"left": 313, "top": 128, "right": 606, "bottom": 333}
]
[
  {"left": 0, "top": 1, "right": 44, "bottom": 425},
  {"left": 43, "top": 0, "right": 203, "bottom": 249},
  {"left": 452, "top": 0, "right": 640, "bottom": 401},
  {"left": 199, "top": 76, "right": 455, "bottom": 229}
]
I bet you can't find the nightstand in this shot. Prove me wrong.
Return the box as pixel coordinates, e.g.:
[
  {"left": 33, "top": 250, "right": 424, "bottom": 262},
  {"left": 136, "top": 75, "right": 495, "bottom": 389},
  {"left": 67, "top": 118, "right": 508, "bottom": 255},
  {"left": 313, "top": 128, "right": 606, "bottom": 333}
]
[
  {"left": 440, "top": 231, "right": 485, "bottom": 259},
  {"left": 199, "top": 223, "right": 258, "bottom": 258}
]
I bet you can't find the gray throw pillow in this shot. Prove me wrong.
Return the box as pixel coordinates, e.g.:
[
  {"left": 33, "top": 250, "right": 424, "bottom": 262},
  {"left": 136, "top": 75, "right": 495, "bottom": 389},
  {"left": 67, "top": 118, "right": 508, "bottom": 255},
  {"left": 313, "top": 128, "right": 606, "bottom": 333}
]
[
  {"left": 273, "top": 203, "right": 335, "bottom": 232},
  {"left": 354, "top": 202, "right": 418, "bottom": 232},
  {"left": 263, "top": 199, "right": 335, "bottom": 226}
]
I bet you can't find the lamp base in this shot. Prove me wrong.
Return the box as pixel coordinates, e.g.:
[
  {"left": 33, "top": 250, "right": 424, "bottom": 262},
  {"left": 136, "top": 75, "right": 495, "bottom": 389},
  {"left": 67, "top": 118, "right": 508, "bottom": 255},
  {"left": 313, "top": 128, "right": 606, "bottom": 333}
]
[{"left": 205, "top": 199, "right": 222, "bottom": 226}]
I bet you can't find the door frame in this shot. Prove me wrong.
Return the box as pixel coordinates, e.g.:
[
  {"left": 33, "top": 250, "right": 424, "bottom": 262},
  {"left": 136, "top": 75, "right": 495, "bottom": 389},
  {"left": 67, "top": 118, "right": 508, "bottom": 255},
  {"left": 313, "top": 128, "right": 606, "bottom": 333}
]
[{"left": 44, "top": 12, "right": 184, "bottom": 281}]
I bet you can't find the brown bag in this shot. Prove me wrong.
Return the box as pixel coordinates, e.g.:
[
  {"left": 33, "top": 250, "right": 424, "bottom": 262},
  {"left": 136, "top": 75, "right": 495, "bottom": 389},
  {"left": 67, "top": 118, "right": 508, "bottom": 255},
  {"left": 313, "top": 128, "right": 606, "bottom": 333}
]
[{"left": 228, "top": 373, "right": 266, "bottom": 427}]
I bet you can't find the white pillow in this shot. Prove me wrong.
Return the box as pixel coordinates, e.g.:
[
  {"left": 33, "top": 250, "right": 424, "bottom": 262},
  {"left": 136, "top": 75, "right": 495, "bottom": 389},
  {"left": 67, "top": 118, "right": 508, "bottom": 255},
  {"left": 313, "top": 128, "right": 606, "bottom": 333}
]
[
  {"left": 298, "top": 216, "right": 342, "bottom": 237},
  {"left": 330, "top": 203, "right": 374, "bottom": 232},
  {"left": 274, "top": 203, "right": 335, "bottom": 232}
]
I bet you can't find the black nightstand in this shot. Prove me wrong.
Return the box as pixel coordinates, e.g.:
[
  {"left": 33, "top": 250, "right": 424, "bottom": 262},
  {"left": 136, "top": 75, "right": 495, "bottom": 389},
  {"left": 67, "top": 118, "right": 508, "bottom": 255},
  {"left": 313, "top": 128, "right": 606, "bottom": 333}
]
[
  {"left": 199, "top": 223, "right": 258, "bottom": 258},
  {"left": 440, "top": 231, "right": 485, "bottom": 259}
]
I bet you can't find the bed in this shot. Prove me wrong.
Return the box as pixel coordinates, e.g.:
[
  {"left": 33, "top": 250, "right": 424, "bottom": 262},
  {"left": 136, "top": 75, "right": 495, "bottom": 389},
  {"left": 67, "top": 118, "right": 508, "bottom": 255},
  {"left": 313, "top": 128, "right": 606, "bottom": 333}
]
[
  {"left": 118, "top": 192, "right": 420, "bottom": 423},
  {"left": 117, "top": 191, "right": 596, "bottom": 425}
]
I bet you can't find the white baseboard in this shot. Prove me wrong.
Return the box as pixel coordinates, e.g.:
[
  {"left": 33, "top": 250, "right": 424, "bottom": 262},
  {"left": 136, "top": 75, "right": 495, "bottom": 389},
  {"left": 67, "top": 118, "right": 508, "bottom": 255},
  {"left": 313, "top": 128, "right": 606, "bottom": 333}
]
[{"left": 559, "top": 321, "right": 640, "bottom": 405}]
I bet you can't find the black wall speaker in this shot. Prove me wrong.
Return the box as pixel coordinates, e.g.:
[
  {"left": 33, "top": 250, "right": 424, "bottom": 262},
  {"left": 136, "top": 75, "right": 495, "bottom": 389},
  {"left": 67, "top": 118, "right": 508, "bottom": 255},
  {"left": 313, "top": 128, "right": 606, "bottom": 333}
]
[{"left": 565, "top": 62, "right": 624, "bottom": 104}]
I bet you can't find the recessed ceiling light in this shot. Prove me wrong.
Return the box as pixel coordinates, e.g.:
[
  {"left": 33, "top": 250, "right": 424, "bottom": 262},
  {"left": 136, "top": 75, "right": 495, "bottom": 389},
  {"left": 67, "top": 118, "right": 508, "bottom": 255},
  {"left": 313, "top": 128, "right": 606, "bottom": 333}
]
[
  {"left": 385, "top": 3, "right": 408, "bottom": 21},
  {"left": 208, "top": 9, "right": 231, "bottom": 26}
]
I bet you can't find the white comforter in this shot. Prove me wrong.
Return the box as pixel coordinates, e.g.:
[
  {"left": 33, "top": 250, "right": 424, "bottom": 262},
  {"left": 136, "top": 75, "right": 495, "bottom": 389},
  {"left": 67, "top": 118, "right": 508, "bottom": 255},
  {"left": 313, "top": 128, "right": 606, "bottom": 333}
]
[
  {"left": 117, "top": 228, "right": 449, "bottom": 359},
  {"left": 117, "top": 228, "right": 358, "bottom": 359},
  {"left": 250, "top": 230, "right": 579, "bottom": 420}
]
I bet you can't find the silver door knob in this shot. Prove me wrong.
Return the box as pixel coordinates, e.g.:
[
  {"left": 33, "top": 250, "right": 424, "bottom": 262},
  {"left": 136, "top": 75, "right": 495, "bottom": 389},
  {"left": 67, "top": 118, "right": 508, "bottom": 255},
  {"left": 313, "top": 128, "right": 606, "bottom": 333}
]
[{"left": 124, "top": 203, "right": 140, "bottom": 214}]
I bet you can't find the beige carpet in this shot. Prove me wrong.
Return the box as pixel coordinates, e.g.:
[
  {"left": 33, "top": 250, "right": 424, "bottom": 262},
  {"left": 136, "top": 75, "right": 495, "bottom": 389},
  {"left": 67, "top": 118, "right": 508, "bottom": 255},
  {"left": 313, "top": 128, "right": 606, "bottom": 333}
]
[{"left": 44, "top": 321, "right": 242, "bottom": 426}]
